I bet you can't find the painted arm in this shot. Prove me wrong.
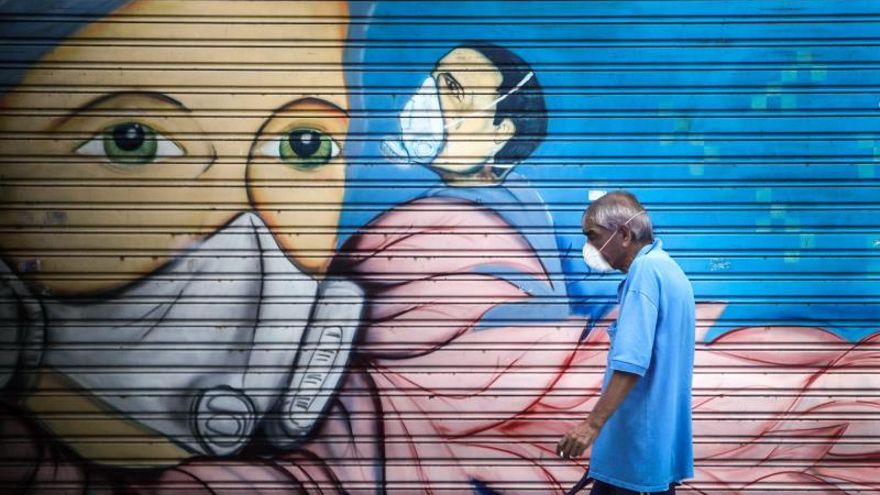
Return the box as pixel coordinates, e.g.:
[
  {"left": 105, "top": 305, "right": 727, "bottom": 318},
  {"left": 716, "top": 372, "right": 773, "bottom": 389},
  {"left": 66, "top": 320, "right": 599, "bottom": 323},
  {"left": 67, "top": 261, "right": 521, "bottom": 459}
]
[{"left": 557, "top": 370, "right": 639, "bottom": 459}]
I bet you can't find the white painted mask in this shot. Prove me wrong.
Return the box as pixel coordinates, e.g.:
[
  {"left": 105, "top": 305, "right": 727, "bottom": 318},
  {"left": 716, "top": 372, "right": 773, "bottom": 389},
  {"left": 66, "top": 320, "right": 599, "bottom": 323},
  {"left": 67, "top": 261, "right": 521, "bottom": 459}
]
[
  {"left": 382, "top": 71, "right": 534, "bottom": 165},
  {"left": 0, "top": 211, "right": 363, "bottom": 457}
]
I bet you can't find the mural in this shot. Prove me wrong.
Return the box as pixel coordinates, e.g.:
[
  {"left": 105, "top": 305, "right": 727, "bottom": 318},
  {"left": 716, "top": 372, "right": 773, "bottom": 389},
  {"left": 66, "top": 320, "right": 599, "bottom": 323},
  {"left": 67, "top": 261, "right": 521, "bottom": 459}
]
[{"left": 0, "top": 1, "right": 878, "bottom": 494}]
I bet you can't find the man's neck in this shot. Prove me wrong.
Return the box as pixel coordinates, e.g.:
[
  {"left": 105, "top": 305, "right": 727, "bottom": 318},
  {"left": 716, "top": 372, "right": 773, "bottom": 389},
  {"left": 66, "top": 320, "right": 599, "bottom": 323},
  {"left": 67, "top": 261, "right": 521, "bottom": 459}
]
[{"left": 621, "top": 240, "right": 652, "bottom": 273}]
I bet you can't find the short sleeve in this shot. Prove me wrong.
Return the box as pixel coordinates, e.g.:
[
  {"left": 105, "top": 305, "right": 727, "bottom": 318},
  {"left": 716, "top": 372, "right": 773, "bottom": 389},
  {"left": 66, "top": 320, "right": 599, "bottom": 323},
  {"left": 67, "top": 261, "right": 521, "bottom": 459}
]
[{"left": 608, "top": 284, "right": 660, "bottom": 376}]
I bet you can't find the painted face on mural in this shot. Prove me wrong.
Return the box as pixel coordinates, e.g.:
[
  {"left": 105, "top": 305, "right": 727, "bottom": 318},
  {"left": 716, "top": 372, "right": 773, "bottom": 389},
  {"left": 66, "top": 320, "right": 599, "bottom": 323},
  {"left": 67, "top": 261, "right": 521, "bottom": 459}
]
[
  {"left": 0, "top": 0, "right": 349, "bottom": 295},
  {"left": 0, "top": 0, "right": 363, "bottom": 466},
  {"left": 382, "top": 43, "right": 546, "bottom": 185},
  {"left": 428, "top": 47, "right": 516, "bottom": 179}
]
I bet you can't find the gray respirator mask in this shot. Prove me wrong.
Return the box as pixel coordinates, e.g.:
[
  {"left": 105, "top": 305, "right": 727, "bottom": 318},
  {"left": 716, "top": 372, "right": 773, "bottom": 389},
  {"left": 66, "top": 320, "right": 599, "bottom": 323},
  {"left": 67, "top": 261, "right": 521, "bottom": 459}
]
[{"left": 0, "top": 211, "right": 363, "bottom": 457}]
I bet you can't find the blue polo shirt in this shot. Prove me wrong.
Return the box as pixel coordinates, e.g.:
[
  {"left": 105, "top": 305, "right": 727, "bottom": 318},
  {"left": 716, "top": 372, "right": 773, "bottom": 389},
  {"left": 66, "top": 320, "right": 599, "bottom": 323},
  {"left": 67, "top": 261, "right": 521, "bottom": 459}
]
[{"left": 588, "top": 239, "right": 696, "bottom": 492}]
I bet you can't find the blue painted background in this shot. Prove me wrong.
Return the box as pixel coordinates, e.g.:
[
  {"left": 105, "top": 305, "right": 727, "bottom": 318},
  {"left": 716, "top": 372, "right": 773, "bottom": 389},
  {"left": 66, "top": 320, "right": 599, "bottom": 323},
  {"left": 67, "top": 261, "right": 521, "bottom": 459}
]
[{"left": 340, "top": 0, "right": 880, "bottom": 342}]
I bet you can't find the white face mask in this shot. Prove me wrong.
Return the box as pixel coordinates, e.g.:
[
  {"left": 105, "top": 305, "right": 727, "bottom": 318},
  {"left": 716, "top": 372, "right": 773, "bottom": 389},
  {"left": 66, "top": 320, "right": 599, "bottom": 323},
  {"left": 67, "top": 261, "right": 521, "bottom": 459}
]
[
  {"left": 581, "top": 210, "right": 647, "bottom": 274},
  {"left": 0, "top": 212, "right": 363, "bottom": 457},
  {"left": 382, "top": 70, "right": 534, "bottom": 166},
  {"left": 582, "top": 240, "right": 615, "bottom": 273}
]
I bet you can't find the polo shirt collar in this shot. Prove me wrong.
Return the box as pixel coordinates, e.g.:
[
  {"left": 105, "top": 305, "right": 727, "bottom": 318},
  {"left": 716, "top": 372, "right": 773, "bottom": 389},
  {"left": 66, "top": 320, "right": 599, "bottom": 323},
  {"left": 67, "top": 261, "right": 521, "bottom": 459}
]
[
  {"left": 635, "top": 238, "right": 662, "bottom": 260},
  {"left": 617, "top": 239, "right": 662, "bottom": 295}
]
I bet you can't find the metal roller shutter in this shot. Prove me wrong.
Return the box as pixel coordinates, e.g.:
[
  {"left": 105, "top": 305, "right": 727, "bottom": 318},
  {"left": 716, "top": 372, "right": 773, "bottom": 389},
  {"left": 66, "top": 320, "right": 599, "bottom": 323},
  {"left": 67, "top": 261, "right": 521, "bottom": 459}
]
[{"left": 0, "top": 1, "right": 877, "bottom": 493}]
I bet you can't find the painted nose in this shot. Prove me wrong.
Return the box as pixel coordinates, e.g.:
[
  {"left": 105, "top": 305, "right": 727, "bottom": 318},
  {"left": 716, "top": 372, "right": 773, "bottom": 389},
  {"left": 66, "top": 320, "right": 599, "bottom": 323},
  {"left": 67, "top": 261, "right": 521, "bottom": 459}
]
[{"left": 246, "top": 154, "right": 346, "bottom": 276}]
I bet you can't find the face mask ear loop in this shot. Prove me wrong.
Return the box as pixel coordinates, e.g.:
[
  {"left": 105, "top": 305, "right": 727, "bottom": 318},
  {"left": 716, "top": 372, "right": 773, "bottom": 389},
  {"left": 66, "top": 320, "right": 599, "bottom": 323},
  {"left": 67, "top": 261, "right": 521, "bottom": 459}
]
[
  {"left": 596, "top": 210, "right": 647, "bottom": 254},
  {"left": 597, "top": 230, "right": 617, "bottom": 255},
  {"left": 623, "top": 210, "right": 646, "bottom": 227},
  {"left": 443, "top": 71, "right": 535, "bottom": 131},
  {"left": 485, "top": 70, "right": 534, "bottom": 109}
]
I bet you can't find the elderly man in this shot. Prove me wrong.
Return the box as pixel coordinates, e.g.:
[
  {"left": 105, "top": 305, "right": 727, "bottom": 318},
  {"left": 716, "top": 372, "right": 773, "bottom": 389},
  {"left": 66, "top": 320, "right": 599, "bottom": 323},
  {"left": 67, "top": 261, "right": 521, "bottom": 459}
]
[{"left": 558, "top": 191, "right": 696, "bottom": 494}]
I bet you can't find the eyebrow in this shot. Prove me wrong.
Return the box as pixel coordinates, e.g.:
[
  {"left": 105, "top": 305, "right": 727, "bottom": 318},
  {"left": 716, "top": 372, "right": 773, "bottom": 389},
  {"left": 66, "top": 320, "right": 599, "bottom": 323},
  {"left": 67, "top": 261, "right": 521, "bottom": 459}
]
[
  {"left": 258, "top": 97, "right": 350, "bottom": 137},
  {"left": 585, "top": 224, "right": 605, "bottom": 236},
  {"left": 437, "top": 71, "right": 465, "bottom": 96},
  {"left": 276, "top": 96, "right": 350, "bottom": 119},
  {"left": 439, "top": 71, "right": 462, "bottom": 87},
  {"left": 250, "top": 96, "right": 351, "bottom": 150},
  {"left": 51, "top": 91, "right": 190, "bottom": 130}
]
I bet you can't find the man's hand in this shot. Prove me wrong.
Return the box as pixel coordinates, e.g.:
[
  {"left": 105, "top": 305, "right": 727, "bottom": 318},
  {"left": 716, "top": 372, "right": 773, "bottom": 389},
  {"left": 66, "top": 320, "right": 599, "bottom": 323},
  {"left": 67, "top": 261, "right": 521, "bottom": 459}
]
[
  {"left": 557, "top": 420, "right": 600, "bottom": 459},
  {"left": 556, "top": 370, "right": 640, "bottom": 460}
]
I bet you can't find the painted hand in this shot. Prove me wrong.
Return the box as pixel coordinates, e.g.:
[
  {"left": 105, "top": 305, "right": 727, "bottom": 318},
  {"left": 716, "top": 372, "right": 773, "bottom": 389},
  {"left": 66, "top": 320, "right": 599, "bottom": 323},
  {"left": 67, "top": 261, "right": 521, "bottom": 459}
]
[{"left": 557, "top": 421, "right": 599, "bottom": 459}]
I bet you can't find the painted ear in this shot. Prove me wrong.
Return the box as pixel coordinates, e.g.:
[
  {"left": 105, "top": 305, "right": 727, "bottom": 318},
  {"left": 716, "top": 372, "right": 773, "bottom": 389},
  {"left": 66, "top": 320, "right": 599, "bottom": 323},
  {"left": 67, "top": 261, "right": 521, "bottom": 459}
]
[{"left": 493, "top": 118, "right": 515, "bottom": 146}]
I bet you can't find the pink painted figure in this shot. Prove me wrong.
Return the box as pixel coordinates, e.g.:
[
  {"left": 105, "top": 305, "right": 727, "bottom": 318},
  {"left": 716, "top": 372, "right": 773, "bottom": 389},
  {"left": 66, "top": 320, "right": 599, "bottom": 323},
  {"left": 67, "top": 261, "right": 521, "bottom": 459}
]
[{"left": 2, "top": 196, "right": 878, "bottom": 494}]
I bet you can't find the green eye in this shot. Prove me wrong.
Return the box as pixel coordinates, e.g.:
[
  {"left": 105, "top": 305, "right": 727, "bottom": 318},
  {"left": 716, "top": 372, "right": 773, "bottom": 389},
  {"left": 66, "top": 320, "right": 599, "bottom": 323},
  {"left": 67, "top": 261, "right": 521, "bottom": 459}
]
[
  {"left": 265, "top": 128, "right": 340, "bottom": 169},
  {"left": 76, "top": 122, "right": 183, "bottom": 165}
]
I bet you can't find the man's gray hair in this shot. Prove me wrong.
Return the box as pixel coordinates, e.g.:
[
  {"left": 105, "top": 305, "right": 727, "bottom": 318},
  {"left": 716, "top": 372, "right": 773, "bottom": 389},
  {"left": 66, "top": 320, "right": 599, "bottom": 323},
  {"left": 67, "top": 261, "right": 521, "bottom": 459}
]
[{"left": 585, "top": 190, "right": 654, "bottom": 242}]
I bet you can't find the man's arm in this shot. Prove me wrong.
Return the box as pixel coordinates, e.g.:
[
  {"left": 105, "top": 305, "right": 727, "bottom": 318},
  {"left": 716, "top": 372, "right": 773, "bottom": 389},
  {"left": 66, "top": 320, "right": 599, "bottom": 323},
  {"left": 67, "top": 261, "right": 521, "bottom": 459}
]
[
  {"left": 557, "top": 278, "right": 660, "bottom": 459},
  {"left": 557, "top": 370, "right": 640, "bottom": 459}
]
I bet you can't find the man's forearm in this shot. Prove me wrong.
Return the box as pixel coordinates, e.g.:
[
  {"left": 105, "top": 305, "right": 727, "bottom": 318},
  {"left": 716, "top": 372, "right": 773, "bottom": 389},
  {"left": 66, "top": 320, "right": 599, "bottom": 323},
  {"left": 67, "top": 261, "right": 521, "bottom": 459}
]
[
  {"left": 587, "top": 371, "right": 640, "bottom": 430},
  {"left": 558, "top": 359, "right": 643, "bottom": 459}
]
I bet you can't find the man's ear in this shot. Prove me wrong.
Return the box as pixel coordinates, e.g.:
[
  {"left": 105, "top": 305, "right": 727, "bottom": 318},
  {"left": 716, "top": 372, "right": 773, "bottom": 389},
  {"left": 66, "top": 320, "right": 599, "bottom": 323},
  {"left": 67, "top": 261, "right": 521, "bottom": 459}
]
[
  {"left": 493, "top": 118, "right": 515, "bottom": 146},
  {"left": 620, "top": 226, "right": 634, "bottom": 246}
]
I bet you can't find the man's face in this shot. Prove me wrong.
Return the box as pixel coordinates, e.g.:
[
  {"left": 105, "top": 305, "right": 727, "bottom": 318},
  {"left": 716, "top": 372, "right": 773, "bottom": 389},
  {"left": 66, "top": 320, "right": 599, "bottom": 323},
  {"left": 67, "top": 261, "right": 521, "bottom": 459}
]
[
  {"left": 429, "top": 47, "right": 514, "bottom": 177},
  {"left": 583, "top": 215, "right": 624, "bottom": 270},
  {"left": 0, "top": 0, "right": 350, "bottom": 295}
]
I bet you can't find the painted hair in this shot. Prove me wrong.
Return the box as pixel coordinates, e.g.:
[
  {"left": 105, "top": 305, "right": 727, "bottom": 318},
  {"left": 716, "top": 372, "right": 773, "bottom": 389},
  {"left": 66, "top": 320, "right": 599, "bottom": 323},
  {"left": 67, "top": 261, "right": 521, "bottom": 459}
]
[{"left": 0, "top": 1, "right": 130, "bottom": 94}]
